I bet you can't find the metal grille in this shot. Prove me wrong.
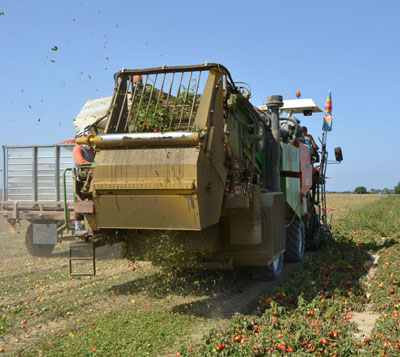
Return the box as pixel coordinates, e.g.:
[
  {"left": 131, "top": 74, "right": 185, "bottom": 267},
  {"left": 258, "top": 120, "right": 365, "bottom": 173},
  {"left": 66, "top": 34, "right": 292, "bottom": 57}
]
[
  {"left": 106, "top": 68, "right": 208, "bottom": 134},
  {"left": 3, "top": 144, "right": 74, "bottom": 203}
]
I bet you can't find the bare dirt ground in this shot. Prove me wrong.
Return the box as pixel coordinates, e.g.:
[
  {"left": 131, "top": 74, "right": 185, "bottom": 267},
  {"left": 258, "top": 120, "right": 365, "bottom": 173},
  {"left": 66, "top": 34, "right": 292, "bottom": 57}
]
[{"left": 351, "top": 253, "right": 381, "bottom": 340}]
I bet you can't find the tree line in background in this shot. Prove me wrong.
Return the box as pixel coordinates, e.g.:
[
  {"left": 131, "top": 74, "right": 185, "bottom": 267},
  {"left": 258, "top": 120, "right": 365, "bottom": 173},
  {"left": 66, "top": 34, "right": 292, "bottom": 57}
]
[{"left": 331, "top": 182, "right": 400, "bottom": 194}]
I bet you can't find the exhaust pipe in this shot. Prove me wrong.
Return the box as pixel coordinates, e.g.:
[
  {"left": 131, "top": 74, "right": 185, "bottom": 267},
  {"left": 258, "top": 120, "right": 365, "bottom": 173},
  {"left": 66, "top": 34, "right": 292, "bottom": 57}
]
[{"left": 267, "top": 95, "right": 283, "bottom": 192}]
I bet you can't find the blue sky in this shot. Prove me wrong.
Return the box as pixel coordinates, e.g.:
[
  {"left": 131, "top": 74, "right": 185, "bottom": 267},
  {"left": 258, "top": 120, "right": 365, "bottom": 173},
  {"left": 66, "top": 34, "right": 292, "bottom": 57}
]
[{"left": 1, "top": 0, "right": 399, "bottom": 191}]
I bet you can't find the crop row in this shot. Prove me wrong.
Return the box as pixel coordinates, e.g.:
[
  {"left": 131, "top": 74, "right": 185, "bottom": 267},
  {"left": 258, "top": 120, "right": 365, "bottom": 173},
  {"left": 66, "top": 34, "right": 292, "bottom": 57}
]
[{"left": 179, "top": 196, "right": 400, "bottom": 356}]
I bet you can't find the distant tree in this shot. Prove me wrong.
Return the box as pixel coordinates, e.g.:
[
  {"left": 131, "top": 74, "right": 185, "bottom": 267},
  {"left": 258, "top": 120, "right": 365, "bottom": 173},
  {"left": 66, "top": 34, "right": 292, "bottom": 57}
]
[
  {"left": 395, "top": 181, "right": 400, "bottom": 194},
  {"left": 354, "top": 186, "right": 368, "bottom": 194}
]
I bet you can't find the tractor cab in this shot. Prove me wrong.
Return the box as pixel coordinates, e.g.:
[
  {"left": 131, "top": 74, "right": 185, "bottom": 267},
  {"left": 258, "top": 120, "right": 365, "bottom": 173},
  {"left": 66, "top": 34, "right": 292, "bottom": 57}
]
[
  {"left": 279, "top": 98, "right": 322, "bottom": 145},
  {"left": 260, "top": 97, "right": 322, "bottom": 145}
]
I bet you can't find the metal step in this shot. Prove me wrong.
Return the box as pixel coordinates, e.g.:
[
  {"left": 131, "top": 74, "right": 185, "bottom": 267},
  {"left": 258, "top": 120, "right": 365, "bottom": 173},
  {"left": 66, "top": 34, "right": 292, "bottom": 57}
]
[{"left": 69, "top": 238, "right": 96, "bottom": 277}]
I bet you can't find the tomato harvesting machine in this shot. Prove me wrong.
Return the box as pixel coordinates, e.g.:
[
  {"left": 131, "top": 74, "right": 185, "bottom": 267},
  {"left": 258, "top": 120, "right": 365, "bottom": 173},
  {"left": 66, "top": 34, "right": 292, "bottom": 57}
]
[{"left": 1, "top": 63, "right": 342, "bottom": 277}]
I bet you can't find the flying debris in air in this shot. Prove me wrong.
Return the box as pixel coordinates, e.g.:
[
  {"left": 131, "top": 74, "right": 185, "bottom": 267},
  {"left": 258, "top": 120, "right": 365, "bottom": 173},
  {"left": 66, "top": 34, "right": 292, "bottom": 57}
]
[
  {"left": 0, "top": 12, "right": 5, "bottom": 16},
  {"left": 37, "top": 118, "right": 41, "bottom": 125},
  {"left": 51, "top": 46, "right": 58, "bottom": 51}
]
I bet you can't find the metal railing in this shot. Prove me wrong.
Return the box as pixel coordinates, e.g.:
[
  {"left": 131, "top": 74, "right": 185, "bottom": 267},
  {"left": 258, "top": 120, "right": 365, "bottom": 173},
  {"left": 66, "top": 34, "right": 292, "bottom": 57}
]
[{"left": 105, "top": 63, "right": 234, "bottom": 134}]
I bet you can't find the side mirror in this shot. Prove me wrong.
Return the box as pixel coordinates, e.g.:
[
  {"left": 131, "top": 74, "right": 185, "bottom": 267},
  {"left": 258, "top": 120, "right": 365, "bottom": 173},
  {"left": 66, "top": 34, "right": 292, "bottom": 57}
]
[{"left": 334, "top": 147, "right": 343, "bottom": 162}]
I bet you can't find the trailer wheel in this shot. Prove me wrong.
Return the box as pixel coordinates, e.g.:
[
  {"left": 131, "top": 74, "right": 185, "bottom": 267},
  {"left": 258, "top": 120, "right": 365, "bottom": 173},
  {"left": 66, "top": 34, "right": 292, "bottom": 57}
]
[
  {"left": 284, "top": 220, "right": 305, "bottom": 262},
  {"left": 25, "top": 224, "right": 55, "bottom": 257},
  {"left": 266, "top": 253, "right": 283, "bottom": 280}
]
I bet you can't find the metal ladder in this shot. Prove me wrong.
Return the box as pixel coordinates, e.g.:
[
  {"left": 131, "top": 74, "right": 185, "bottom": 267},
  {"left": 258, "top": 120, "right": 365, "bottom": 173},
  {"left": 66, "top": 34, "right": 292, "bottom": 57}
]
[{"left": 69, "top": 238, "right": 96, "bottom": 277}]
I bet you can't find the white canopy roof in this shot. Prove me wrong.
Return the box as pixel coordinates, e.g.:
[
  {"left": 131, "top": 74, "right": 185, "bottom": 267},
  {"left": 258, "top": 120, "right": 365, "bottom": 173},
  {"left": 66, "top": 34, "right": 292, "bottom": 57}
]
[{"left": 280, "top": 98, "right": 322, "bottom": 114}]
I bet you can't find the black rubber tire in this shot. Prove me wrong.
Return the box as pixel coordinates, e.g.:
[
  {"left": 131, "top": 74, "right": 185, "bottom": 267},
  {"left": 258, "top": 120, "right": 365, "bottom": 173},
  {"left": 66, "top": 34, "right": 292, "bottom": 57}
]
[
  {"left": 25, "top": 223, "right": 55, "bottom": 257},
  {"left": 306, "top": 210, "right": 321, "bottom": 251},
  {"left": 266, "top": 253, "right": 283, "bottom": 280},
  {"left": 284, "top": 220, "right": 305, "bottom": 262},
  {"left": 312, "top": 232, "right": 321, "bottom": 251}
]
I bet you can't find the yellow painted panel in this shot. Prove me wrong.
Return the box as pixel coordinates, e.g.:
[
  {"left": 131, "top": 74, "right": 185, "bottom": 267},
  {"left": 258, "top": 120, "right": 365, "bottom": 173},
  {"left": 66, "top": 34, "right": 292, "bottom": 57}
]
[{"left": 95, "top": 194, "right": 201, "bottom": 230}]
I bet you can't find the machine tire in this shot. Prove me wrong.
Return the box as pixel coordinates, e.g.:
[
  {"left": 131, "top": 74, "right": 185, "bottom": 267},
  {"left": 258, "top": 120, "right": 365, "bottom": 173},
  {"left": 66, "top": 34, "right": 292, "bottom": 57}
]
[
  {"left": 266, "top": 252, "right": 283, "bottom": 280},
  {"left": 312, "top": 232, "right": 321, "bottom": 251},
  {"left": 284, "top": 220, "right": 305, "bottom": 262},
  {"left": 25, "top": 223, "right": 55, "bottom": 257},
  {"left": 306, "top": 208, "right": 321, "bottom": 251}
]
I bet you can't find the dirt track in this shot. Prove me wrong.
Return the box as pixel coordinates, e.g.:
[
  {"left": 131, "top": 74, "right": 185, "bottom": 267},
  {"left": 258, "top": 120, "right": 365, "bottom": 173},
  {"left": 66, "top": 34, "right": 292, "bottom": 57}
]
[{"left": 0, "top": 219, "right": 310, "bottom": 355}]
